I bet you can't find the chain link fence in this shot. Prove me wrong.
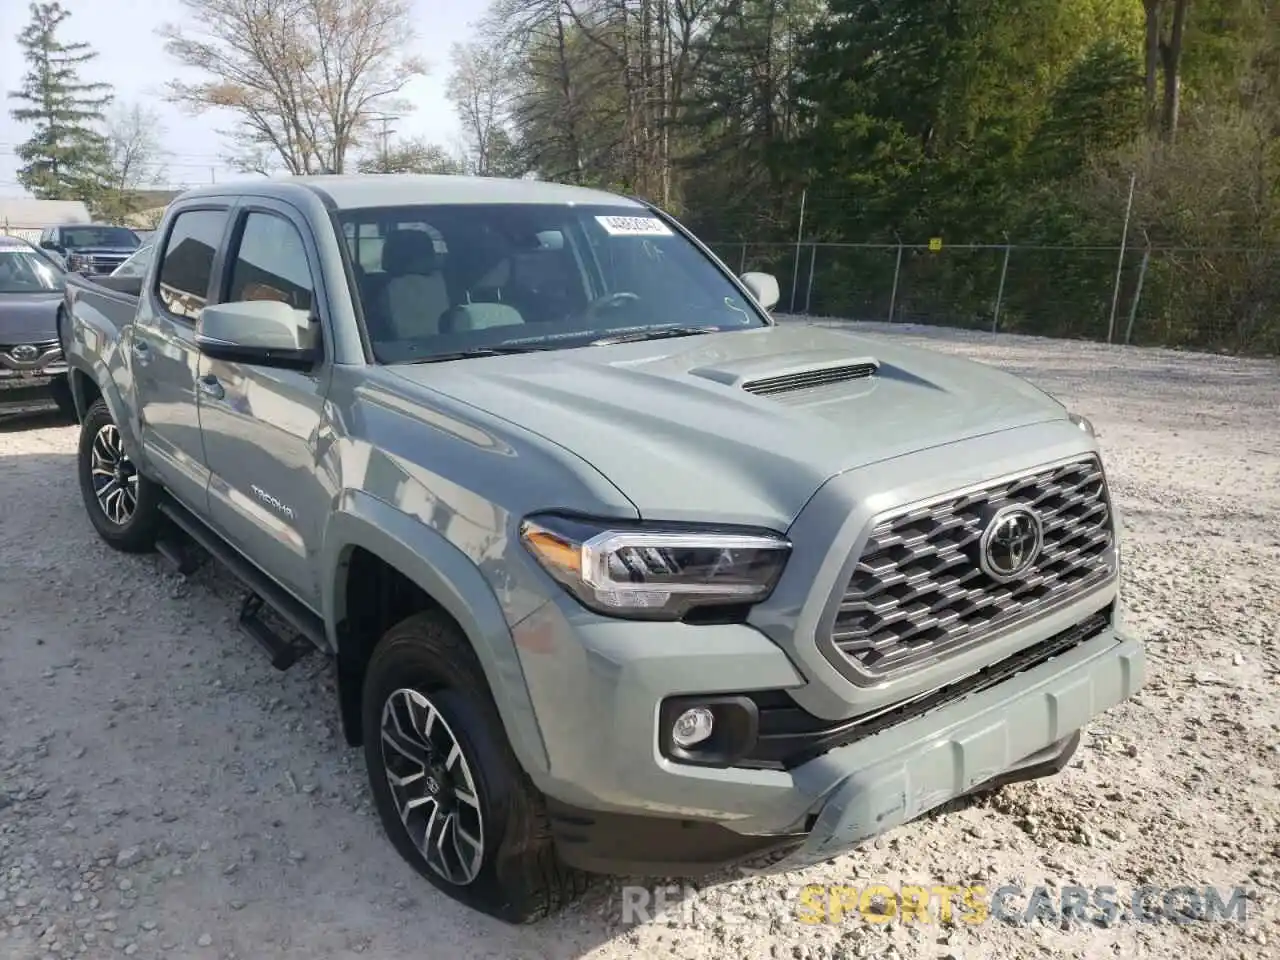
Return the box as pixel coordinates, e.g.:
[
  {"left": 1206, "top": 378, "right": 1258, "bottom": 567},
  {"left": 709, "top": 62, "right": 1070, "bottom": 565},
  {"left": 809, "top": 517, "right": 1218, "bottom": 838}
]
[{"left": 709, "top": 240, "right": 1280, "bottom": 356}]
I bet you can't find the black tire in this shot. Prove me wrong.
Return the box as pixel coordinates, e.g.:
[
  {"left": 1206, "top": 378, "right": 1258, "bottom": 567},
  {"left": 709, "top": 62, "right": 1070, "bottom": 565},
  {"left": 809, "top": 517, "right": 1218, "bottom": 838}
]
[
  {"left": 77, "top": 397, "right": 161, "bottom": 553},
  {"left": 362, "top": 611, "right": 590, "bottom": 923},
  {"left": 49, "top": 376, "right": 76, "bottom": 422}
]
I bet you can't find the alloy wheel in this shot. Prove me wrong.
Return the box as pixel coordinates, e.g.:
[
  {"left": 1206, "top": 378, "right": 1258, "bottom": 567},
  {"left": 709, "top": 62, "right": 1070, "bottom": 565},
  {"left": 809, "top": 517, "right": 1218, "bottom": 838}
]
[
  {"left": 89, "top": 423, "right": 138, "bottom": 525},
  {"left": 380, "top": 688, "right": 486, "bottom": 886}
]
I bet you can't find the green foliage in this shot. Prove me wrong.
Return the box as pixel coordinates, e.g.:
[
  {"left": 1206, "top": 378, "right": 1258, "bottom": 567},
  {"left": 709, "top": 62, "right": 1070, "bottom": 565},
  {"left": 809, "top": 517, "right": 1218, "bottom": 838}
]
[
  {"left": 7, "top": 1, "right": 113, "bottom": 202},
  {"left": 482, "top": 0, "right": 1276, "bottom": 350}
]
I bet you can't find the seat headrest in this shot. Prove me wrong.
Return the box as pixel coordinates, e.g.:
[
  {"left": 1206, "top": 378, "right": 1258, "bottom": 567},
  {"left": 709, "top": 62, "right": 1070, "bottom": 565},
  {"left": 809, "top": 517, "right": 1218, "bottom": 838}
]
[
  {"left": 382, "top": 229, "right": 437, "bottom": 276},
  {"left": 441, "top": 302, "right": 525, "bottom": 333}
]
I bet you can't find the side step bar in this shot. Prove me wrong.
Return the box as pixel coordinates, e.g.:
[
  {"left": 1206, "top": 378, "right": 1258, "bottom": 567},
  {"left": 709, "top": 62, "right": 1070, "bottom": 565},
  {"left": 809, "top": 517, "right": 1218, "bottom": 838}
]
[{"left": 157, "top": 498, "right": 327, "bottom": 671}]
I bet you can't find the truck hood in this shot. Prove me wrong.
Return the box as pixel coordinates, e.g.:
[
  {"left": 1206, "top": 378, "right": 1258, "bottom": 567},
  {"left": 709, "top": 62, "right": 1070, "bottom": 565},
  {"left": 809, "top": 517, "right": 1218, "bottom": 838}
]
[
  {"left": 388, "top": 324, "right": 1068, "bottom": 528},
  {"left": 0, "top": 292, "right": 61, "bottom": 343}
]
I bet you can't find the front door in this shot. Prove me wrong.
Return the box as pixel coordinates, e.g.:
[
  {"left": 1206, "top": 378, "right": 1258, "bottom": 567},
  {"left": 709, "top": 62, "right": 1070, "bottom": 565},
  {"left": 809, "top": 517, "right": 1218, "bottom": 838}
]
[
  {"left": 131, "top": 206, "right": 231, "bottom": 513},
  {"left": 196, "top": 203, "right": 334, "bottom": 611}
]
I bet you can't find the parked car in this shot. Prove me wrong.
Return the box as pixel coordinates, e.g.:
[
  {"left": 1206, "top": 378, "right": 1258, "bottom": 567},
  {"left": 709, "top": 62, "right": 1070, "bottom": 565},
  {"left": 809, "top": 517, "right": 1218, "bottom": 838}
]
[
  {"left": 39, "top": 223, "right": 141, "bottom": 277},
  {"left": 0, "top": 235, "right": 73, "bottom": 416},
  {"left": 61, "top": 175, "right": 1144, "bottom": 923}
]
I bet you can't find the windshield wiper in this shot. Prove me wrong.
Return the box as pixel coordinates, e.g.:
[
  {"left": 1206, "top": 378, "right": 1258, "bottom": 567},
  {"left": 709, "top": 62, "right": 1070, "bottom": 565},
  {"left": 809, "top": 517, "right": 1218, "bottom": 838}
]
[
  {"left": 587, "top": 326, "right": 713, "bottom": 346},
  {"left": 409, "top": 343, "right": 558, "bottom": 363}
]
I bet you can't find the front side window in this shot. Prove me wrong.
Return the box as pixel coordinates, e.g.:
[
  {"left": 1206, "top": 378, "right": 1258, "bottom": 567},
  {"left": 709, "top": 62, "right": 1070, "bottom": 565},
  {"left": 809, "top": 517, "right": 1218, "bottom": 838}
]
[
  {"left": 335, "top": 203, "right": 765, "bottom": 363},
  {"left": 226, "top": 212, "right": 315, "bottom": 315},
  {"left": 156, "top": 209, "right": 228, "bottom": 320},
  {"left": 0, "top": 247, "right": 64, "bottom": 293}
]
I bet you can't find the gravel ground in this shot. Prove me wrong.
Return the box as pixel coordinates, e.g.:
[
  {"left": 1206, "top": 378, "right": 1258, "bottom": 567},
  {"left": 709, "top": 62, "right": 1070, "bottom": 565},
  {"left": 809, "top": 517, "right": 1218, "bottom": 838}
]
[{"left": 1, "top": 321, "right": 1278, "bottom": 960}]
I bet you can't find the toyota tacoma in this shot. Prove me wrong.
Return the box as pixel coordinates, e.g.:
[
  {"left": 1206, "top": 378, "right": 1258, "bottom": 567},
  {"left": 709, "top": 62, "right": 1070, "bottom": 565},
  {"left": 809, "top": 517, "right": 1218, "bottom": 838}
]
[{"left": 61, "top": 175, "right": 1144, "bottom": 923}]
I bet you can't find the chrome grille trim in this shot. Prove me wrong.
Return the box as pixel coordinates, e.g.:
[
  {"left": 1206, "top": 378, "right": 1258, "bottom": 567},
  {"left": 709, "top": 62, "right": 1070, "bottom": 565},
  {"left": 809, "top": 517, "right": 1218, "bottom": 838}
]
[{"left": 822, "top": 455, "right": 1116, "bottom": 681}]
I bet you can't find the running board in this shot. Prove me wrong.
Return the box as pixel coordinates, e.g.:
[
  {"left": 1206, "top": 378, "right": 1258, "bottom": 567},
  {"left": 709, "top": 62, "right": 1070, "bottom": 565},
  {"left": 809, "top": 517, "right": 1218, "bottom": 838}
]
[
  {"left": 238, "top": 592, "right": 314, "bottom": 671},
  {"left": 157, "top": 498, "right": 328, "bottom": 670},
  {"left": 155, "top": 526, "right": 203, "bottom": 576}
]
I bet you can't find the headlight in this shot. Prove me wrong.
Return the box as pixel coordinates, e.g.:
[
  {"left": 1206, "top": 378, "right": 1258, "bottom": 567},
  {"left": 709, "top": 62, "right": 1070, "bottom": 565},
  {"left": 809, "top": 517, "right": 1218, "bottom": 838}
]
[
  {"left": 519, "top": 514, "right": 791, "bottom": 620},
  {"left": 1068, "top": 412, "right": 1095, "bottom": 437}
]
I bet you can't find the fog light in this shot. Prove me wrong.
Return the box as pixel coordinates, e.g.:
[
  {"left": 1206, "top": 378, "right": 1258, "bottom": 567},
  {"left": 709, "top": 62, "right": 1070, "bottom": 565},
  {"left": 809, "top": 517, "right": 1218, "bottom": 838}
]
[{"left": 672, "top": 707, "right": 715, "bottom": 748}]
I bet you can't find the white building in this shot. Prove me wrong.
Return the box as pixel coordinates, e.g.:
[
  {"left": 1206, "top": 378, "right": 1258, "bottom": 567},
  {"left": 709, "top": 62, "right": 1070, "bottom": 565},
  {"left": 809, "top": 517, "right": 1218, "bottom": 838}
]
[{"left": 0, "top": 199, "right": 92, "bottom": 242}]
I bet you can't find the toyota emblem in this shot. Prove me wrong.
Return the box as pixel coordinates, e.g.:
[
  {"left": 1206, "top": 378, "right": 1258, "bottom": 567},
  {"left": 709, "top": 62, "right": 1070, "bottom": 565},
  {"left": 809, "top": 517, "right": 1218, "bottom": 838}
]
[
  {"left": 979, "top": 505, "right": 1043, "bottom": 582},
  {"left": 10, "top": 344, "right": 39, "bottom": 362}
]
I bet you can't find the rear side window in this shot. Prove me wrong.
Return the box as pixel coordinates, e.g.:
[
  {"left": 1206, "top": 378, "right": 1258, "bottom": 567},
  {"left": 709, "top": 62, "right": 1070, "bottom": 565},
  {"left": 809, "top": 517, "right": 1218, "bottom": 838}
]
[{"left": 156, "top": 209, "right": 228, "bottom": 320}]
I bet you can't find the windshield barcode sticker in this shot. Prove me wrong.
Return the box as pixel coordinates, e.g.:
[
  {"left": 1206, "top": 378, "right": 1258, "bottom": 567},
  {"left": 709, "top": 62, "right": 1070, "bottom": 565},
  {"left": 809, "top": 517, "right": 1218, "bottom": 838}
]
[{"left": 595, "top": 215, "right": 673, "bottom": 237}]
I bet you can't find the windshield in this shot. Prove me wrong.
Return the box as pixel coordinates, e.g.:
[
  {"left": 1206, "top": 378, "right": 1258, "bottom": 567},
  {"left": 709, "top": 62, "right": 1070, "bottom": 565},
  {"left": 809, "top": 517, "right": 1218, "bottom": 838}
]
[
  {"left": 335, "top": 203, "right": 767, "bottom": 363},
  {"left": 62, "top": 226, "right": 139, "bottom": 249},
  {"left": 0, "top": 248, "right": 64, "bottom": 293}
]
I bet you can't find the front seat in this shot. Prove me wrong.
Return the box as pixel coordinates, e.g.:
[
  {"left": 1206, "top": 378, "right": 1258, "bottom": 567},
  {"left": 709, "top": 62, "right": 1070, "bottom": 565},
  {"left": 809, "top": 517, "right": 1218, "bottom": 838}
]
[{"left": 375, "top": 230, "right": 451, "bottom": 340}]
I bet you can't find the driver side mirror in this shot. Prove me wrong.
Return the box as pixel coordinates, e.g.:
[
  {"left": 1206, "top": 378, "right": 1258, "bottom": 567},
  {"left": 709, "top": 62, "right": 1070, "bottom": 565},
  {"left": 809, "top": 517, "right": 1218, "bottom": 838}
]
[
  {"left": 40, "top": 240, "right": 61, "bottom": 253},
  {"left": 740, "top": 271, "right": 780, "bottom": 311},
  {"left": 195, "top": 300, "right": 319, "bottom": 371}
]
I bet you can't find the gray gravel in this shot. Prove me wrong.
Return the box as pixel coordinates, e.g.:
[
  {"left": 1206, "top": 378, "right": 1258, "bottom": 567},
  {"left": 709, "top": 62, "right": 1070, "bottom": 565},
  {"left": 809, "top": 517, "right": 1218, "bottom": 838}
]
[{"left": 1, "top": 320, "right": 1278, "bottom": 960}]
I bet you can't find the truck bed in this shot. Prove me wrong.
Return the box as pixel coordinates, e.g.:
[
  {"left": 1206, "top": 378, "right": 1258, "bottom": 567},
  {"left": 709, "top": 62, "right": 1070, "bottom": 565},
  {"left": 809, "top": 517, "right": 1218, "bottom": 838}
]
[{"left": 63, "top": 271, "right": 141, "bottom": 337}]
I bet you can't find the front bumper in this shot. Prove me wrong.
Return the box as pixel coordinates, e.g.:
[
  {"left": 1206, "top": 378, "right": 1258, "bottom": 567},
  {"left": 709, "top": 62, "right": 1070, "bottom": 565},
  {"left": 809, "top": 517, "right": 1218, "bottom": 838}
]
[
  {"left": 0, "top": 343, "right": 66, "bottom": 408},
  {"left": 515, "top": 590, "right": 1143, "bottom": 875}
]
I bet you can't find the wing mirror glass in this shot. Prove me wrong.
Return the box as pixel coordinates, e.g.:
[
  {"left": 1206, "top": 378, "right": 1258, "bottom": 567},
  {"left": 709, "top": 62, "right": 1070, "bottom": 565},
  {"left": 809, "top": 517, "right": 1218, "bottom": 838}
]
[
  {"left": 740, "top": 271, "right": 780, "bottom": 311},
  {"left": 195, "top": 300, "right": 319, "bottom": 370}
]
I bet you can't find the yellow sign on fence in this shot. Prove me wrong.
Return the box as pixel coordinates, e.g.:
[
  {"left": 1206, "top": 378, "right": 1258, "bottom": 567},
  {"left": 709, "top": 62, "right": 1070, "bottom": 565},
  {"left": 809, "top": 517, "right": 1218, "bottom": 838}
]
[{"left": 928, "top": 237, "right": 943, "bottom": 252}]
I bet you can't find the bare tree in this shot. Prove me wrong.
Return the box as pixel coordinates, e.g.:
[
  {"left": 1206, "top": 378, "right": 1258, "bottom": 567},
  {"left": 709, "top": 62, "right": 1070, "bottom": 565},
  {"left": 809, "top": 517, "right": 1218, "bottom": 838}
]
[
  {"left": 158, "top": 0, "right": 427, "bottom": 175},
  {"left": 96, "top": 102, "right": 169, "bottom": 220},
  {"left": 356, "top": 136, "right": 466, "bottom": 174},
  {"left": 446, "top": 37, "right": 514, "bottom": 176},
  {"left": 1143, "top": 0, "right": 1190, "bottom": 143}
]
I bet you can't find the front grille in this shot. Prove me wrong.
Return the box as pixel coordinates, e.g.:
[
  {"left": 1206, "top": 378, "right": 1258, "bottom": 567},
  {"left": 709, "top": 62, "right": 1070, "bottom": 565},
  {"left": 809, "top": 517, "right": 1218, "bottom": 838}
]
[
  {"left": 826, "top": 456, "right": 1116, "bottom": 679},
  {"left": 89, "top": 255, "right": 127, "bottom": 273}
]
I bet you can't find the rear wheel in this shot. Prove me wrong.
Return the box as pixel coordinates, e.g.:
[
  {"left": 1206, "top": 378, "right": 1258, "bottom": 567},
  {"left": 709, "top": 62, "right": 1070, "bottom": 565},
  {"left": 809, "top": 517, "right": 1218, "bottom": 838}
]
[
  {"left": 76, "top": 397, "right": 160, "bottom": 552},
  {"left": 362, "top": 611, "right": 590, "bottom": 922}
]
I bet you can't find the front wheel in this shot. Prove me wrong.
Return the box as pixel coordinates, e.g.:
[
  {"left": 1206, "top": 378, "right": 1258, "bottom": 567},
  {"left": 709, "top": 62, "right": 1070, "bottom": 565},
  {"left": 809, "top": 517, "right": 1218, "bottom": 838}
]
[
  {"left": 362, "top": 611, "right": 590, "bottom": 923},
  {"left": 76, "top": 397, "right": 160, "bottom": 552}
]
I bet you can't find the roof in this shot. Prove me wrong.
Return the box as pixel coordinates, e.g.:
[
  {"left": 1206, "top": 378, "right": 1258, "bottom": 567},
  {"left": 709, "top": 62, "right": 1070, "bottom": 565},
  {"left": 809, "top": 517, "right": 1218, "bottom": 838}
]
[
  {"left": 0, "top": 198, "right": 92, "bottom": 228},
  {"left": 176, "top": 174, "right": 642, "bottom": 210}
]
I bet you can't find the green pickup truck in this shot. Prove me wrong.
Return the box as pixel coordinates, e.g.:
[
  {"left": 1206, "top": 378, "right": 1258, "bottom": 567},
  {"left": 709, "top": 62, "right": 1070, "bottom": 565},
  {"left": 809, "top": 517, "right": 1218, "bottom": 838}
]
[{"left": 60, "top": 174, "right": 1144, "bottom": 923}]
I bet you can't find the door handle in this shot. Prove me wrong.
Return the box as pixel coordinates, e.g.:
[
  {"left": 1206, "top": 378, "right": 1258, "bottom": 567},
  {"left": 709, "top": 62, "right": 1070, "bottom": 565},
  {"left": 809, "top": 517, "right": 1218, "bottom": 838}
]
[{"left": 197, "top": 375, "right": 225, "bottom": 401}]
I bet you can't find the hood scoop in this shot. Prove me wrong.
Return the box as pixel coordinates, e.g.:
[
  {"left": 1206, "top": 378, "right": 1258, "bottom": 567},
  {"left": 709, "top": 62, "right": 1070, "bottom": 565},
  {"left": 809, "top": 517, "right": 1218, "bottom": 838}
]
[
  {"left": 688, "top": 351, "right": 880, "bottom": 397},
  {"left": 741, "top": 360, "right": 879, "bottom": 396}
]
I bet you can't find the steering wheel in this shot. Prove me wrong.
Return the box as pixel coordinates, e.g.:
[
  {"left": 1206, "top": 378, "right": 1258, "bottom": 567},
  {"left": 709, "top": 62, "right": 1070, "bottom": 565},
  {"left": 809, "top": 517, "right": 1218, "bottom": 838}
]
[{"left": 587, "top": 291, "right": 640, "bottom": 312}]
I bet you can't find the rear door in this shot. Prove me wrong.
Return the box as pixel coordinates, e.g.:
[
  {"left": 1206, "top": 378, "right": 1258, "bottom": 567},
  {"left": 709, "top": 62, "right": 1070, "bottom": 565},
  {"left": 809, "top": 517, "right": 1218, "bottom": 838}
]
[
  {"left": 196, "top": 201, "right": 334, "bottom": 610},
  {"left": 130, "top": 204, "right": 233, "bottom": 513}
]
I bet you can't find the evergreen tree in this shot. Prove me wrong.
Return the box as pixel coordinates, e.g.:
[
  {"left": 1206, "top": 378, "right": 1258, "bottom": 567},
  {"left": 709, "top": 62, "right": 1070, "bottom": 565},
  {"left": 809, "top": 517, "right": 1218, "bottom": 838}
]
[{"left": 7, "top": 1, "right": 113, "bottom": 201}]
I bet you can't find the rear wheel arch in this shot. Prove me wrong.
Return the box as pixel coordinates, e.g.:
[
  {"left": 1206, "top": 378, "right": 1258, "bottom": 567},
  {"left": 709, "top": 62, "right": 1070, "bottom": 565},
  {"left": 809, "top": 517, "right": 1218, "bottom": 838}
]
[
  {"left": 69, "top": 368, "right": 101, "bottom": 422},
  {"left": 323, "top": 502, "right": 550, "bottom": 778}
]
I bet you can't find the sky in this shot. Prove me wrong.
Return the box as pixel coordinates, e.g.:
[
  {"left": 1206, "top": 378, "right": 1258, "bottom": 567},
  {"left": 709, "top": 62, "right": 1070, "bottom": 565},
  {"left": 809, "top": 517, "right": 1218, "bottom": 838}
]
[{"left": 0, "top": 0, "right": 483, "bottom": 198}]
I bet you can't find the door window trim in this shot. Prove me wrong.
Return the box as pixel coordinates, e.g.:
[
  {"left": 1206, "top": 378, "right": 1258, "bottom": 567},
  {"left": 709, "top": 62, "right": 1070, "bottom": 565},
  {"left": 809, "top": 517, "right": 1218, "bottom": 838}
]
[
  {"left": 150, "top": 203, "right": 235, "bottom": 326},
  {"left": 215, "top": 200, "right": 332, "bottom": 366}
]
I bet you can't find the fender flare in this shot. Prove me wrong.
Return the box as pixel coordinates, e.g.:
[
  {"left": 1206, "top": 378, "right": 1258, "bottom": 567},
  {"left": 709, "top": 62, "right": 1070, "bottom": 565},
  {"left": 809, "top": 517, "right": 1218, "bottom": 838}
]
[{"left": 321, "top": 491, "right": 551, "bottom": 777}]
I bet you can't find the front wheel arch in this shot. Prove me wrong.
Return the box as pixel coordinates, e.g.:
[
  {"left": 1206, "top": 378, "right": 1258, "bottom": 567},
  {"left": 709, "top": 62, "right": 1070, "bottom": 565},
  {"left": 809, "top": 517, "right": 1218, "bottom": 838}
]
[{"left": 323, "top": 500, "right": 551, "bottom": 779}]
